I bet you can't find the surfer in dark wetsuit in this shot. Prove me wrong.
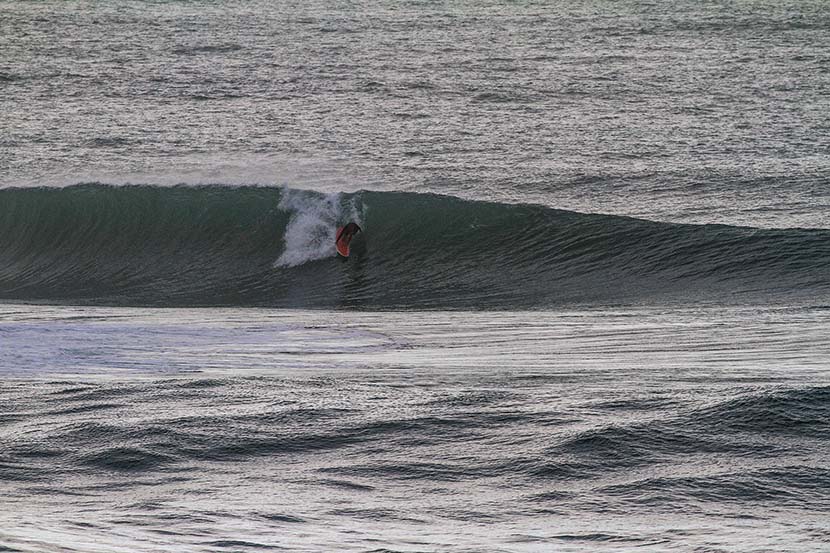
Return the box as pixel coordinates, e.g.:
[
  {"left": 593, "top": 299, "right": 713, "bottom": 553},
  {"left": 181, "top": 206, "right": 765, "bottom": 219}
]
[
  {"left": 336, "top": 222, "right": 362, "bottom": 257},
  {"left": 336, "top": 222, "right": 361, "bottom": 243}
]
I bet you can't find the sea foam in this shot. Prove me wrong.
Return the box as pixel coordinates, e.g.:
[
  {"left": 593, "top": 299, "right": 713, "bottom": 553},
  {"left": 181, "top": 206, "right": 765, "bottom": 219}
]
[{"left": 274, "top": 188, "right": 362, "bottom": 268}]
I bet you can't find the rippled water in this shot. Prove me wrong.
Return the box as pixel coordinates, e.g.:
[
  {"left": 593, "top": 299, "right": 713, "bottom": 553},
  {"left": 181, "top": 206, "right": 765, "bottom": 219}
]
[
  {"left": 2, "top": 0, "right": 829, "bottom": 551},
  {"left": 3, "top": 0, "right": 829, "bottom": 227},
  {"left": 1, "top": 306, "right": 829, "bottom": 551}
]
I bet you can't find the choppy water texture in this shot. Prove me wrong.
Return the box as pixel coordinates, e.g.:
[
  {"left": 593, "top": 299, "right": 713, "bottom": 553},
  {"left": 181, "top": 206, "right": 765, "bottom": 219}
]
[
  {"left": 2, "top": 1, "right": 830, "bottom": 552},
  {"left": 2, "top": 0, "right": 829, "bottom": 228},
  {"left": 1, "top": 306, "right": 830, "bottom": 553}
]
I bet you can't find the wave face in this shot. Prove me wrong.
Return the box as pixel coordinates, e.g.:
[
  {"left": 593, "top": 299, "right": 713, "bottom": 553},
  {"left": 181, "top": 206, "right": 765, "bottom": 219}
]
[{"left": 0, "top": 184, "right": 828, "bottom": 308}]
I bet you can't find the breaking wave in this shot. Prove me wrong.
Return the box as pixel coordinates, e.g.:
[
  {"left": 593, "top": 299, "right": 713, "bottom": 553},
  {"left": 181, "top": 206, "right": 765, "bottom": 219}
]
[{"left": 0, "top": 184, "right": 827, "bottom": 308}]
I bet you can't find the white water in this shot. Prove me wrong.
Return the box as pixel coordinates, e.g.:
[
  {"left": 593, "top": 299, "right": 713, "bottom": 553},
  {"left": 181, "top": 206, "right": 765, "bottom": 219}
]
[
  {"left": 274, "top": 188, "right": 363, "bottom": 268},
  {"left": 2, "top": 304, "right": 828, "bottom": 379}
]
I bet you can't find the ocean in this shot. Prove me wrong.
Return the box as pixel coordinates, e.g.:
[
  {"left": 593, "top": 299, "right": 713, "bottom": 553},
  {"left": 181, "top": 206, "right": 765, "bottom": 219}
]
[{"left": 1, "top": 1, "right": 829, "bottom": 552}]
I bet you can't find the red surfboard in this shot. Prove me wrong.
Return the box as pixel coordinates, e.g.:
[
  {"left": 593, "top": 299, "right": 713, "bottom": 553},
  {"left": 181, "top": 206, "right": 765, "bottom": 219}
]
[{"left": 336, "top": 223, "right": 361, "bottom": 258}]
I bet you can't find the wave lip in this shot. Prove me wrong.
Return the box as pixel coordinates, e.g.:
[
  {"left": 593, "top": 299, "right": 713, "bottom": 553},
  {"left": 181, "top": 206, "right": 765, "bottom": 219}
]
[{"left": 0, "top": 184, "right": 828, "bottom": 308}]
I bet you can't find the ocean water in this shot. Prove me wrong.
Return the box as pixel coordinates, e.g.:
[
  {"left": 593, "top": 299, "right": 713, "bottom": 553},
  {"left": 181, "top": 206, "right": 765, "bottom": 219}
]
[{"left": 1, "top": 1, "right": 829, "bottom": 552}]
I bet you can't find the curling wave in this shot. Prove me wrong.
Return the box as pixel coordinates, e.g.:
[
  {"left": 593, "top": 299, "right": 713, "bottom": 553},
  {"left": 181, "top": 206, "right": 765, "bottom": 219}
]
[{"left": 0, "top": 184, "right": 827, "bottom": 308}]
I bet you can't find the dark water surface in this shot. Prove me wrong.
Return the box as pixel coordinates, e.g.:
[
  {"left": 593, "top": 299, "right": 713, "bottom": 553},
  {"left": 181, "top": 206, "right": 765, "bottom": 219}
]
[{"left": 0, "top": 185, "right": 827, "bottom": 308}]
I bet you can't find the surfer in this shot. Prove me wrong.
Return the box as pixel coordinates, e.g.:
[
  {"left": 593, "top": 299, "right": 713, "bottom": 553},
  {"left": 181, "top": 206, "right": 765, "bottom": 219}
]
[{"left": 336, "top": 222, "right": 361, "bottom": 258}]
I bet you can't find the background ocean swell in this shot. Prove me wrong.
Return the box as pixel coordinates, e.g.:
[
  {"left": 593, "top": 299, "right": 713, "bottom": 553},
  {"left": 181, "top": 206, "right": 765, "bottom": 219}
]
[{"left": 0, "top": 184, "right": 827, "bottom": 308}]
